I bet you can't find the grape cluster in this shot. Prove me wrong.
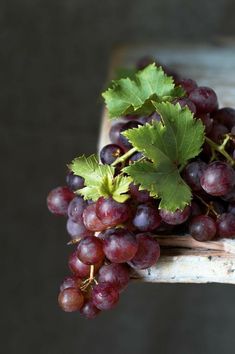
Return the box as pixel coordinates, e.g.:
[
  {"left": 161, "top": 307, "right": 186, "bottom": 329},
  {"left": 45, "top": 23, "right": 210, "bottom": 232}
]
[
  {"left": 47, "top": 57, "right": 235, "bottom": 319},
  {"left": 47, "top": 179, "right": 160, "bottom": 319}
]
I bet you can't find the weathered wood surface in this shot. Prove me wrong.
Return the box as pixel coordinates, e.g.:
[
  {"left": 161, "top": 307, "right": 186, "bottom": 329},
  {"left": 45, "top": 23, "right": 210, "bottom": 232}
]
[{"left": 99, "top": 43, "right": 235, "bottom": 284}]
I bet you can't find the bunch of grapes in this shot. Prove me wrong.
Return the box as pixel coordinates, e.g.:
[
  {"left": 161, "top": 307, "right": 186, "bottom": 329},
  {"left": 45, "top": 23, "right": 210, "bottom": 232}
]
[
  {"left": 47, "top": 57, "right": 235, "bottom": 319},
  {"left": 47, "top": 179, "right": 160, "bottom": 318}
]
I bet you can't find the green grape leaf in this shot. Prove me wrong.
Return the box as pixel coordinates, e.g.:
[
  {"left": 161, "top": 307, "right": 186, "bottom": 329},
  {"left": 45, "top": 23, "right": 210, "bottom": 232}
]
[
  {"left": 102, "top": 63, "right": 185, "bottom": 118},
  {"left": 123, "top": 102, "right": 205, "bottom": 211},
  {"left": 68, "top": 155, "right": 132, "bottom": 203}
]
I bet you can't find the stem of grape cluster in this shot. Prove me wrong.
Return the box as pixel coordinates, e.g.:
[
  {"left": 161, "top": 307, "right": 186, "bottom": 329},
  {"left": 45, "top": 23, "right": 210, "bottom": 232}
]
[
  {"left": 111, "top": 147, "right": 137, "bottom": 167},
  {"left": 80, "top": 265, "right": 96, "bottom": 291},
  {"left": 205, "top": 136, "right": 235, "bottom": 166}
]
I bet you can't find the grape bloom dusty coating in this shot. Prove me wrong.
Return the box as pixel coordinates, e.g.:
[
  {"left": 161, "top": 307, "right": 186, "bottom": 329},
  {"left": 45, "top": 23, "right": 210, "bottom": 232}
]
[{"left": 47, "top": 57, "right": 235, "bottom": 320}]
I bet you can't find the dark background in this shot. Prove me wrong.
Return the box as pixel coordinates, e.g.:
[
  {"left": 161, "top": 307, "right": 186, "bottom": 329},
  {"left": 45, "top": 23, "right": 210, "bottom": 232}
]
[{"left": 2, "top": 1, "right": 235, "bottom": 353}]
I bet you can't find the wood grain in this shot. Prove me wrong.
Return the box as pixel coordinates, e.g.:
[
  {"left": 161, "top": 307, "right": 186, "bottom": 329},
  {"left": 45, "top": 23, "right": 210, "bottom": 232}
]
[{"left": 99, "top": 43, "right": 235, "bottom": 284}]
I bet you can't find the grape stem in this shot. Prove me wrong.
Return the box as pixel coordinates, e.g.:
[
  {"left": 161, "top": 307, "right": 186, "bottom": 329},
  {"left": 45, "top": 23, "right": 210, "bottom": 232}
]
[
  {"left": 195, "top": 194, "right": 219, "bottom": 217},
  {"left": 80, "top": 265, "right": 96, "bottom": 291},
  {"left": 205, "top": 136, "right": 235, "bottom": 166},
  {"left": 111, "top": 147, "right": 137, "bottom": 167}
]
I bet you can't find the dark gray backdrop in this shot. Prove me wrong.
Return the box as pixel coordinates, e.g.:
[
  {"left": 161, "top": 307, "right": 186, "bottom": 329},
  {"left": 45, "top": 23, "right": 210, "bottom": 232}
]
[{"left": 2, "top": 1, "right": 235, "bottom": 353}]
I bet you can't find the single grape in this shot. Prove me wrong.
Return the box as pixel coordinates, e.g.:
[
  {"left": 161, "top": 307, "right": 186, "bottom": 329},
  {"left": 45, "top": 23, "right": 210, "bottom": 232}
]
[
  {"left": 47, "top": 186, "right": 74, "bottom": 216},
  {"left": 67, "top": 196, "right": 88, "bottom": 222},
  {"left": 82, "top": 204, "right": 107, "bottom": 232},
  {"left": 189, "top": 86, "right": 218, "bottom": 113},
  {"left": 208, "top": 123, "right": 229, "bottom": 144},
  {"left": 129, "top": 233, "right": 160, "bottom": 269},
  {"left": 80, "top": 300, "right": 100, "bottom": 319},
  {"left": 127, "top": 152, "right": 144, "bottom": 165},
  {"left": 129, "top": 183, "right": 151, "bottom": 203},
  {"left": 109, "top": 122, "right": 125, "bottom": 145},
  {"left": 60, "top": 276, "right": 82, "bottom": 292},
  {"left": 103, "top": 228, "right": 138, "bottom": 263},
  {"left": 174, "top": 98, "right": 196, "bottom": 114},
  {"left": 92, "top": 283, "right": 119, "bottom": 310},
  {"left": 189, "top": 215, "right": 217, "bottom": 242},
  {"left": 119, "top": 121, "right": 142, "bottom": 150},
  {"left": 217, "top": 213, "right": 235, "bottom": 238},
  {"left": 66, "top": 218, "right": 93, "bottom": 239},
  {"left": 96, "top": 197, "right": 131, "bottom": 227},
  {"left": 159, "top": 206, "right": 191, "bottom": 225},
  {"left": 200, "top": 161, "right": 235, "bottom": 196},
  {"left": 132, "top": 204, "right": 162, "bottom": 231},
  {"left": 58, "top": 288, "right": 84, "bottom": 312},
  {"left": 100, "top": 144, "right": 124, "bottom": 165},
  {"left": 213, "top": 107, "right": 235, "bottom": 130},
  {"left": 66, "top": 172, "right": 84, "bottom": 191},
  {"left": 68, "top": 252, "right": 101, "bottom": 277},
  {"left": 183, "top": 161, "right": 207, "bottom": 192},
  {"left": 177, "top": 78, "right": 198, "bottom": 94},
  {"left": 98, "top": 263, "right": 130, "bottom": 291},
  {"left": 77, "top": 236, "right": 105, "bottom": 265},
  {"left": 68, "top": 251, "right": 90, "bottom": 277}
]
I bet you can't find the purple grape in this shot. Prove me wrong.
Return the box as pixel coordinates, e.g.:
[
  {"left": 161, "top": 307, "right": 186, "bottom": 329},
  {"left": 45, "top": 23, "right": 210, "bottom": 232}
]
[
  {"left": 60, "top": 276, "right": 82, "bottom": 292},
  {"left": 109, "top": 122, "right": 125, "bottom": 145},
  {"left": 177, "top": 78, "right": 198, "bottom": 94},
  {"left": 159, "top": 206, "right": 191, "bottom": 225},
  {"left": 119, "top": 121, "right": 142, "bottom": 150},
  {"left": 96, "top": 197, "right": 131, "bottom": 227},
  {"left": 189, "top": 215, "right": 217, "bottom": 242},
  {"left": 80, "top": 300, "right": 100, "bottom": 319},
  {"left": 66, "top": 218, "right": 93, "bottom": 239},
  {"left": 58, "top": 288, "right": 84, "bottom": 312},
  {"left": 200, "top": 161, "right": 235, "bottom": 196},
  {"left": 183, "top": 161, "right": 207, "bottom": 192},
  {"left": 132, "top": 204, "right": 162, "bottom": 231},
  {"left": 129, "top": 183, "right": 151, "bottom": 203},
  {"left": 66, "top": 172, "right": 85, "bottom": 191},
  {"left": 217, "top": 213, "right": 235, "bottom": 238},
  {"left": 92, "top": 282, "right": 119, "bottom": 310},
  {"left": 189, "top": 86, "right": 218, "bottom": 113},
  {"left": 174, "top": 98, "right": 196, "bottom": 114},
  {"left": 82, "top": 204, "right": 107, "bottom": 232},
  {"left": 213, "top": 107, "right": 235, "bottom": 130},
  {"left": 47, "top": 186, "right": 74, "bottom": 216},
  {"left": 208, "top": 123, "right": 229, "bottom": 144},
  {"left": 129, "top": 233, "right": 160, "bottom": 269},
  {"left": 68, "top": 252, "right": 101, "bottom": 278},
  {"left": 128, "top": 152, "right": 144, "bottom": 164},
  {"left": 67, "top": 196, "right": 88, "bottom": 222},
  {"left": 103, "top": 228, "right": 138, "bottom": 263},
  {"left": 98, "top": 263, "right": 130, "bottom": 291},
  {"left": 100, "top": 144, "right": 124, "bottom": 165},
  {"left": 77, "top": 236, "right": 105, "bottom": 265}
]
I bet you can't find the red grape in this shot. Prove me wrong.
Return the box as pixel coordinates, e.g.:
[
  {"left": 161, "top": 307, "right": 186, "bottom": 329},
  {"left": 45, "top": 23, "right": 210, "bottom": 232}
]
[
  {"left": 189, "top": 215, "right": 217, "bottom": 241},
  {"left": 60, "top": 276, "right": 82, "bottom": 292},
  {"left": 189, "top": 86, "right": 218, "bottom": 113},
  {"left": 92, "top": 283, "right": 119, "bottom": 310},
  {"left": 98, "top": 263, "right": 130, "bottom": 291},
  {"left": 159, "top": 205, "right": 191, "bottom": 225},
  {"left": 83, "top": 204, "right": 107, "bottom": 232},
  {"left": 217, "top": 213, "right": 235, "bottom": 238},
  {"left": 58, "top": 288, "right": 84, "bottom": 312},
  {"left": 132, "top": 204, "right": 162, "bottom": 231},
  {"left": 47, "top": 186, "right": 74, "bottom": 216},
  {"left": 80, "top": 300, "right": 100, "bottom": 319},
  {"left": 96, "top": 197, "right": 131, "bottom": 227},
  {"left": 77, "top": 236, "right": 105, "bottom": 265},
  {"left": 129, "top": 233, "right": 160, "bottom": 269}
]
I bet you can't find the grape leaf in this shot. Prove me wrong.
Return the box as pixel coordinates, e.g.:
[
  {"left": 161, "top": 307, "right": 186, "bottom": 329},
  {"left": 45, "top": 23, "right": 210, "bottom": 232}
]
[
  {"left": 68, "top": 155, "right": 132, "bottom": 203},
  {"left": 102, "top": 63, "right": 185, "bottom": 118},
  {"left": 123, "top": 102, "right": 205, "bottom": 211}
]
